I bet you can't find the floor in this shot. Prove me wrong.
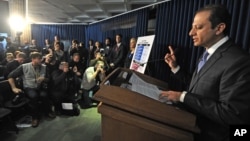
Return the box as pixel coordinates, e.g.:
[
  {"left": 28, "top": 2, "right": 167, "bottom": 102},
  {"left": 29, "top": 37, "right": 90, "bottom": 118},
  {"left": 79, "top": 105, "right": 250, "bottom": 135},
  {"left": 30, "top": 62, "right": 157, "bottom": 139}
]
[{"left": 0, "top": 107, "right": 102, "bottom": 141}]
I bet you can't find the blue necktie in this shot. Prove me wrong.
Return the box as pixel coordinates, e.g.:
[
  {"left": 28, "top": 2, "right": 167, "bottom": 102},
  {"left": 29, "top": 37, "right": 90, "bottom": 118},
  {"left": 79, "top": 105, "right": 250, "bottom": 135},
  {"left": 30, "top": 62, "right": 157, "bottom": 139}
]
[{"left": 198, "top": 51, "right": 209, "bottom": 72}]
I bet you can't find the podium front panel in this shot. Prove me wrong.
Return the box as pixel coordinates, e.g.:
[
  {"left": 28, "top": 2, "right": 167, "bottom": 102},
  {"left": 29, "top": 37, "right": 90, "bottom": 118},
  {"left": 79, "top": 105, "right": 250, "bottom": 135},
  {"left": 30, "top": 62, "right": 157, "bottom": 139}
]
[{"left": 94, "top": 68, "right": 200, "bottom": 141}]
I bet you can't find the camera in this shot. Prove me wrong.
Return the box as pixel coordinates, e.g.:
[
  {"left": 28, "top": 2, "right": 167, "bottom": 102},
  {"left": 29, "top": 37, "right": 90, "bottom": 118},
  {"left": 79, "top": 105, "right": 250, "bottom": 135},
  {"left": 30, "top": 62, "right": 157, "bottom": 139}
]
[
  {"left": 100, "top": 65, "right": 107, "bottom": 71},
  {"left": 100, "top": 48, "right": 105, "bottom": 57},
  {"left": 12, "top": 91, "right": 24, "bottom": 105}
]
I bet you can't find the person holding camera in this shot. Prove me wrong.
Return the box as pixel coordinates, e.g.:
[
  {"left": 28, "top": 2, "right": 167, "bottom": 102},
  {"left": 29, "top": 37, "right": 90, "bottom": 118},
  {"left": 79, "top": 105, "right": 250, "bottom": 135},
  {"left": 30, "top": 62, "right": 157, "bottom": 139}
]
[
  {"left": 89, "top": 51, "right": 110, "bottom": 73},
  {"left": 50, "top": 62, "right": 76, "bottom": 115},
  {"left": 68, "top": 53, "right": 85, "bottom": 94},
  {"left": 69, "top": 53, "right": 85, "bottom": 77},
  {"left": 89, "top": 51, "right": 104, "bottom": 66},
  {"left": 8, "top": 52, "right": 54, "bottom": 127},
  {"left": 42, "top": 39, "right": 53, "bottom": 56},
  {"left": 80, "top": 60, "right": 106, "bottom": 108}
]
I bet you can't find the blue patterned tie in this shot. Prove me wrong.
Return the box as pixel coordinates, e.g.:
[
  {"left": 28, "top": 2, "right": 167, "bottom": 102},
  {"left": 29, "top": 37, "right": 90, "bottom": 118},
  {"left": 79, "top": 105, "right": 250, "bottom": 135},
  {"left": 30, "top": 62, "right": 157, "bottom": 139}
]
[{"left": 198, "top": 51, "right": 209, "bottom": 72}]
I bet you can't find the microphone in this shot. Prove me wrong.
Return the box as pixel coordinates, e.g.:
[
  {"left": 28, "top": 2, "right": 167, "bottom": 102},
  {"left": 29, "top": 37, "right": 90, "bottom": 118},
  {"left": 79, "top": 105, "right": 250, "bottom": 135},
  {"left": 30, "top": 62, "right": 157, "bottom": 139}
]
[
  {"left": 136, "top": 59, "right": 165, "bottom": 66},
  {"left": 136, "top": 48, "right": 179, "bottom": 66}
]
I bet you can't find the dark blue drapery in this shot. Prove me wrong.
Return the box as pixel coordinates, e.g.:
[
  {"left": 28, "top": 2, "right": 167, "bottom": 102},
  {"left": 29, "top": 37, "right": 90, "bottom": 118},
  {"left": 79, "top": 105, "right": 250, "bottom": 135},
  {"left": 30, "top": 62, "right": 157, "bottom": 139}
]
[
  {"left": 152, "top": 0, "right": 250, "bottom": 88},
  {"left": 31, "top": 24, "right": 86, "bottom": 49},
  {"left": 86, "top": 8, "right": 149, "bottom": 47}
]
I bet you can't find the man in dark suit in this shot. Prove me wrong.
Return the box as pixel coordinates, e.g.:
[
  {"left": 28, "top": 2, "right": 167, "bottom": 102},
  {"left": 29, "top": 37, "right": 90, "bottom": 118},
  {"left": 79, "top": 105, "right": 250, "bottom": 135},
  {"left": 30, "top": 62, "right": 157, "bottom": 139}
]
[
  {"left": 87, "top": 39, "right": 95, "bottom": 60},
  {"left": 109, "top": 34, "right": 127, "bottom": 69},
  {"left": 160, "top": 5, "right": 250, "bottom": 141}
]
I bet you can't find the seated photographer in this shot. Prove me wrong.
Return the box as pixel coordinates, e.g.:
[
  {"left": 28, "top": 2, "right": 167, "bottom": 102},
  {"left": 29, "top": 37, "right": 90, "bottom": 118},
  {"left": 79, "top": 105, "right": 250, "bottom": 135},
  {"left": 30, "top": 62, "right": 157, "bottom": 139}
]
[
  {"left": 69, "top": 53, "right": 85, "bottom": 77},
  {"left": 8, "top": 52, "right": 54, "bottom": 128},
  {"left": 80, "top": 61, "right": 106, "bottom": 108},
  {"left": 50, "top": 62, "right": 77, "bottom": 114},
  {"left": 43, "top": 53, "right": 59, "bottom": 75},
  {"left": 0, "top": 52, "right": 14, "bottom": 66},
  {"left": 69, "top": 53, "right": 85, "bottom": 93}
]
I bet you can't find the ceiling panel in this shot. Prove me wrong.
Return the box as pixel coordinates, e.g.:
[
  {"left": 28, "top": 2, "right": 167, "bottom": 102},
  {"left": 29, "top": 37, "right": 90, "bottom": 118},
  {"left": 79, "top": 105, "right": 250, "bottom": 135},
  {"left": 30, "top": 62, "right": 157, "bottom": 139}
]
[{"left": 27, "top": 0, "right": 166, "bottom": 24}]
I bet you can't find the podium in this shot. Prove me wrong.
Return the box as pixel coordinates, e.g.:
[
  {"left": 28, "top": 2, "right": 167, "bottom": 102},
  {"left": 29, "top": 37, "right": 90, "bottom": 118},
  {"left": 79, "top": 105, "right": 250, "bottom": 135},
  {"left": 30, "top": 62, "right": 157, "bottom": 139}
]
[{"left": 94, "top": 68, "right": 200, "bottom": 141}]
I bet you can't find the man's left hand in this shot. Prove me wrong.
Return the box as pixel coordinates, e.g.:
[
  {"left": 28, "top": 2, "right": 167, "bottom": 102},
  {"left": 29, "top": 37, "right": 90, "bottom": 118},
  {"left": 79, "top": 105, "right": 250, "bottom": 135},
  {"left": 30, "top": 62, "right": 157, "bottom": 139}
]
[
  {"left": 37, "top": 77, "right": 45, "bottom": 83},
  {"left": 159, "top": 91, "right": 182, "bottom": 102}
]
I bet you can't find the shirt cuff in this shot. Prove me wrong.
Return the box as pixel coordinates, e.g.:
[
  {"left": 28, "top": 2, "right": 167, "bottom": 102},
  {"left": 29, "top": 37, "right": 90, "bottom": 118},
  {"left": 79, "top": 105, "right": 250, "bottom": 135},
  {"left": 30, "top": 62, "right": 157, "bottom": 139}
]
[
  {"left": 171, "top": 65, "right": 180, "bottom": 74},
  {"left": 179, "top": 91, "right": 187, "bottom": 102}
]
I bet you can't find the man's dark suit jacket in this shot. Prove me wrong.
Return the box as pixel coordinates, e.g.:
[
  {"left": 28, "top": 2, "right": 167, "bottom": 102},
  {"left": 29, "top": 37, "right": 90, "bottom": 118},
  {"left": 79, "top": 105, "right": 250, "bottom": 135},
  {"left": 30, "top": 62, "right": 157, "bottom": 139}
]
[
  {"left": 175, "top": 40, "right": 250, "bottom": 141},
  {"left": 88, "top": 46, "right": 96, "bottom": 60},
  {"left": 110, "top": 43, "right": 127, "bottom": 67}
]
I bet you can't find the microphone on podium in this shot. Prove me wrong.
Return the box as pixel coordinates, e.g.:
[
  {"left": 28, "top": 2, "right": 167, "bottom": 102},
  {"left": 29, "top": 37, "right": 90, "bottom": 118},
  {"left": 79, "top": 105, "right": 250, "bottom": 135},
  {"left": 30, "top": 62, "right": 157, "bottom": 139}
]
[{"left": 137, "top": 59, "right": 165, "bottom": 66}]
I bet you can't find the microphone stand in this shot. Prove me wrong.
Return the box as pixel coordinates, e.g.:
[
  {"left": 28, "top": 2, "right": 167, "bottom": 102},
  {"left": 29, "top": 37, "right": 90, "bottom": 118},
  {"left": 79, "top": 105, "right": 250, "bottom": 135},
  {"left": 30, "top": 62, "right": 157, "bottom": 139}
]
[{"left": 136, "top": 59, "right": 165, "bottom": 66}]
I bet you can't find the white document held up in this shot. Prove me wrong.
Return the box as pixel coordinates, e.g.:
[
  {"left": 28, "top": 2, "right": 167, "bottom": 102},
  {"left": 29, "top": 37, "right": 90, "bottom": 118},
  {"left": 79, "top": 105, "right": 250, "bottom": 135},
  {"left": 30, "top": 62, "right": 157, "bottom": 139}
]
[{"left": 128, "top": 73, "right": 171, "bottom": 104}]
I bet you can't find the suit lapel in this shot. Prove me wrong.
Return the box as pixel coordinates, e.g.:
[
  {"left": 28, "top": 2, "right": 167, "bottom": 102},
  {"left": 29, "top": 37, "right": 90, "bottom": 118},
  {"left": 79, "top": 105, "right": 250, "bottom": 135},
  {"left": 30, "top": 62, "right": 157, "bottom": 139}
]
[
  {"left": 189, "top": 69, "right": 198, "bottom": 91},
  {"left": 188, "top": 40, "right": 233, "bottom": 91},
  {"left": 197, "top": 53, "right": 221, "bottom": 77}
]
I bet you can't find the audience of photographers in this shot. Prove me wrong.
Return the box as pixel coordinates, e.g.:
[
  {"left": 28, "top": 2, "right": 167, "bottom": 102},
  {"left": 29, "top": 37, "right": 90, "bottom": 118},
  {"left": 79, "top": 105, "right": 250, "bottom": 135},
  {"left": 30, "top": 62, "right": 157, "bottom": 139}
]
[{"left": 0, "top": 35, "right": 136, "bottom": 127}]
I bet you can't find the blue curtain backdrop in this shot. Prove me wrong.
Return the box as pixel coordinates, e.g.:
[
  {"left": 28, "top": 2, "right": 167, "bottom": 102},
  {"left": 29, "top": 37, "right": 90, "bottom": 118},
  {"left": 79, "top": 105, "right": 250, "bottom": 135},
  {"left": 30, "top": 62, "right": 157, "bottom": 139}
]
[
  {"left": 85, "top": 8, "right": 149, "bottom": 47},
  {"left": 31, "top": 24, "right": 86, "bottom": 49},
  {"left": 152, "top": 0, "right": 250, "bottom": 90}
]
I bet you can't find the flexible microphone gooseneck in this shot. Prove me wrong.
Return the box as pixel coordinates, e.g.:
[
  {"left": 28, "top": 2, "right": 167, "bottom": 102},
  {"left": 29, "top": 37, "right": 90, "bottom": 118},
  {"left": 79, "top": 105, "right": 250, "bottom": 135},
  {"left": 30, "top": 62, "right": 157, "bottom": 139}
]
[{"left": 138, "top": 59, "right": 165, "bottom": 66}]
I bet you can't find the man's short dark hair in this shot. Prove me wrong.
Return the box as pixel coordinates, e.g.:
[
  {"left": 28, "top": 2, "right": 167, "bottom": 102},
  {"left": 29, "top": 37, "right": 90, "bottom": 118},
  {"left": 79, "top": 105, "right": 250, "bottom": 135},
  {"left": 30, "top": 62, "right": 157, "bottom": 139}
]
[
  {"left": 73, "top": 53, "right": 80, "bottom": 57},
  {"left": 89, "top": 39, "right": 94, "bottom": 43},
  {"left": 116, "top": 34, "right": 122, "bottom": 38},
  {"left": 196, "top": 4, "right": 231, "bottom": 35},
  {"left": 30, "top": 52, "right": 42, "bottom": 59},
  {"left": 95, "top": 50, "right": 101, "bottom": 55},
  {"left": 72, "top": 39, "right": 79, "bottom": 44},
  {"left": 96, "top": 60, "right": 104, "bottom": 66},
  {"left": 55, "top": 42, "right": 61, "bottom": 46},
  {"left": 60, "top": 61, "right": 68, "bottom": 66},
  {"left": 55, "top": 35, "right": 60, "bottom": 39},
  {"left": 105, "top": 37, "right": 111, "bottom": 41},
  {"left": 16, "top": 52, "right": 26, "bottom": 58}
]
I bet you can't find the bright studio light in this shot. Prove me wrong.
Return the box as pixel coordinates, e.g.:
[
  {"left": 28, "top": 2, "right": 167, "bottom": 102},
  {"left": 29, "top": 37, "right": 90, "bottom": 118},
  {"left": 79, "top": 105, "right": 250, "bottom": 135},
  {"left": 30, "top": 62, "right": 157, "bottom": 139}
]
[{"left": 9, "top": 15, "right": 26, "bottom": 32}]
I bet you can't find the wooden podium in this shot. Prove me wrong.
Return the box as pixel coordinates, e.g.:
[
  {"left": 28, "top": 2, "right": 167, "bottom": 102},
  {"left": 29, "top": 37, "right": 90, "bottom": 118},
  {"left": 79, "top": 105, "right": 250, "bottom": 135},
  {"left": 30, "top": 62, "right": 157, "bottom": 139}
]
[{"left": 94, "top": 68, "right": 200, "bottom": 141}]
